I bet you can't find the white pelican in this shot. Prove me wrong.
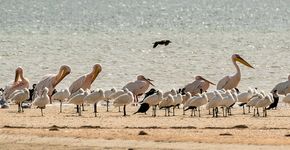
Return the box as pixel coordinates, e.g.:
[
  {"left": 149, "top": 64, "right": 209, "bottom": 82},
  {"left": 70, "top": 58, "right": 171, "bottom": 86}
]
[
  {"left": 217, "top": 54, "right": 254, "bottom": 90},
  {"left": 4, "top": 66, "right": 29, "bottom": 100},
  {"left": 34, "top": 65, "right": 71, "bottom": 103},
  {"left": 113, "top": 91, "right": 134, "bottom": 116},
  {"left": 159, "top": 94, "right": 174, "bottom": 116},
  {"left": 122, "top": 75, "right": 154, "bottom": 103},
  {"left": 68, "top": 89, "right": 89, "bottom": 116},
  {"left": 51, "top": 88, "right": 70, "bottom": 113},
  {"left": 32, "top": 87, "right": 50, "bottom": 116},
  {"left": 271, "top": 75, "right": 290, "bottom": 95},
  {"left": 10, "top": 88, "right": 29, "bottom": 112},
  {"left": 282, "top": 93, "right": 290, "bottom": 104},
  {"left": 84, "top": 89, "right": 105, "bottom": 117},
  {"left": 183, "top": 76, "right": 215, "bottom": 96},
  {"left": 69, "top": 64, "right": 102, "bottom": 95}
]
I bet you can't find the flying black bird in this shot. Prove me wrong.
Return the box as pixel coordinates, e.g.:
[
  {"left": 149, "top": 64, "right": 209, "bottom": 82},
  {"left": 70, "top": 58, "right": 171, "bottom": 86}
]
[{"left": 153, "top": 40, "right": 171, "bottom": 48}]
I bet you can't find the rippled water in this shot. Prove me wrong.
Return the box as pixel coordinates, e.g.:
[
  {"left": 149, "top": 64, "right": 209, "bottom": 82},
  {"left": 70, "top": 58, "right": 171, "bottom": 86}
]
[{"left": 0, "top": 0, "right": 289, "bottom": 92}]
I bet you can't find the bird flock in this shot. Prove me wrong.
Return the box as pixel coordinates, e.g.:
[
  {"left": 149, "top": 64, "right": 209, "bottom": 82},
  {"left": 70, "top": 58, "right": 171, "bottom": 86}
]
[{"left": 1, "top": 54, "right": 290, "bottom": 118}]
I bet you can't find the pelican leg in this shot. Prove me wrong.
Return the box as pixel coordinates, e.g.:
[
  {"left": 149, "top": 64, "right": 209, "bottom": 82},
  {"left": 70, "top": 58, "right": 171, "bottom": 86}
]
[
  {"left": 212, "top": 108, "right": 215, "bottom": 117},
  {"left": 253, "top": 108, "right": 256, "bottom": 117},
  {"left": 123, "top": 105, "right": 126, "bottom": 116},
  {"left": 168, "top": 108, "right": 170, "bottom": 116},
  {"left": 209, "top": 109, "right": 211, "bottom": 115},
  {"left": 257, "top": 108, "right": 260, "bottom": 117},
  {"left": 76, "top": 105, "right": 79, "bottom": 113},
  {"left": 265, "top": 108, "right": 267, "bottom": 117},
  {"left": 59, "top": 100, "right": 62, "bottom": 113}
]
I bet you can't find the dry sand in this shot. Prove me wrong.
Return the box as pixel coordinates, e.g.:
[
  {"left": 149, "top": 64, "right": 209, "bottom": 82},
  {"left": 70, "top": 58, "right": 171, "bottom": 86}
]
[{"left": 1, "top": 103, "right": 290, "bottom": 149}]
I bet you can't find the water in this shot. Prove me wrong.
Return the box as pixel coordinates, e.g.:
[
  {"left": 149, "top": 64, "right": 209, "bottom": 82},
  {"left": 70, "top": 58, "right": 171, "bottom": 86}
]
[{"left": 0, "top": 0, "right": 289, "bottom": 92}]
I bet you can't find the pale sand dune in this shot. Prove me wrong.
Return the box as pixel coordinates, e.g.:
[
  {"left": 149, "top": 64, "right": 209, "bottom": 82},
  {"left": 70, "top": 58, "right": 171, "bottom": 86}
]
[{"left": 1, "top": 103, "right": 290, "bottom": 149}]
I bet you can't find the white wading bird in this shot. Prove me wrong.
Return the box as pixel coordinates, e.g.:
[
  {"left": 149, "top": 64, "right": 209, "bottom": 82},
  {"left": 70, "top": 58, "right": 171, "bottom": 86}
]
[
  {"left": 109, "top": 88, "right": 129, "bottom": 112},
  {"left": 32, "top": 87, "right": 50, "bottom": 116},
  {"left": 113, "top": 91, "right": 134, "bottom": 116},
  {"left": 183, "top": 76, "right": 215, "bottom": 96},
  {"left": 4, "top": 66, "right": 29, "bottom": 100},
  {"left": 159, "top": 94, "right": 174, "bottom": 116},
  {"left": 51, "top": 88, "right": 70, "bottom": 113},
  {"left": 172, "top": 93, "right": 183, "bottom": 116},
  {"left": 134, "top": 90, "right": 163, "bottom": 117},
  {"left": 217, "top": 54, "right": 254, "bottom": 90},
  {"left": 255, "top": 94, "right": 273, "bottom": 117},
  {"left": 122, "top": 75, "right": 154, "bottom": 103},
  {"left": 104, "top": 88, "right": 117, "bottom": 112},
  {"left": 184, "top": 93, "right": 208, "bottom": 117},
  {"left": 10, "top": 88, "right": 29, "bottom": 113},
  {"left": 33, "top": 65, "right": 71, "bottom": 103},
  {"left": 68, "top": 89, "right": 89, "bottom": 116},
  {"left": 84, "top": 89, "right": 105, "bottom": 117},
  {"left": 271, "top": 75, "right": 290, "bottom": 95},
  {"left": 206, "top": 91, "right": 223, "bottom": 117}
]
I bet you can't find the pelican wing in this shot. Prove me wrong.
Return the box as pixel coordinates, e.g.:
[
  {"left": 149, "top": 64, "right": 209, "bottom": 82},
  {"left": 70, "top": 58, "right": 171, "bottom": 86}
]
[
  {"left": 184, "top": 81, "right": 202, "bottom": 95},
  {"left": 271, "top": 81, "right": 290, "bottom": 95},
  {"left": 217, "top": 76, "right": 230, "bottom": 90},
  {"left": 69, "top": 76, "right": 86, "bottom": 94}
]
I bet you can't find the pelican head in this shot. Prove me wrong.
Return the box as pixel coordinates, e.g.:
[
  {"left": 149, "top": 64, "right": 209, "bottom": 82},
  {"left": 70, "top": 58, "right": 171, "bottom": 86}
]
[
  {"left": 195, "top": 75, "right": 215, "bottom": 85},
  {"left": 14, "top": 66, "right": 24, "bottom": 82},
  {"left": 91, "top": 64, "right": 102, "bottom": 83},
  {"left": 53, "top": 65, "right": 71, "bottom": 87},
  {"left": 137, "top": 75, "right": 155, "bottom": 86},
  {"left": 232, "top": 54, "right": 254, "bottom": 69}
]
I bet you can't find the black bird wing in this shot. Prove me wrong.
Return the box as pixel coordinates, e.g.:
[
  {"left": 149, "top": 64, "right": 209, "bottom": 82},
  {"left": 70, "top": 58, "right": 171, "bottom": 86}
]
[
  {"left": 133, "top": 103, "right": 150, "bottom": 114},
  {"left": 153, "top": 42, "right": 158, "bottom": 48}
]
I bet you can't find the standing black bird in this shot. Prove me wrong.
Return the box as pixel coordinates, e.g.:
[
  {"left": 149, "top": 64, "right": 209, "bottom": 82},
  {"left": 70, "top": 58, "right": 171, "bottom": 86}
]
[
  {"left": 153, "top": 40, "right": 171, "bottom": 48},
  {"left": 267, "top": 90, "right": 279, "bottom": 110}
]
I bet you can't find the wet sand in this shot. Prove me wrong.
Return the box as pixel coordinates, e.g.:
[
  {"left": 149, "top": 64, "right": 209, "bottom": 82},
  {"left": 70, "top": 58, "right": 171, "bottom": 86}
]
[{"left": 1, "top": 103, "right": 290, "bottom": 149}]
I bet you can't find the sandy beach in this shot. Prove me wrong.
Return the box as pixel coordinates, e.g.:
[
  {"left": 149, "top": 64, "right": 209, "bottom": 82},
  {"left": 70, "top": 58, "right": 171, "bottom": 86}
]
[{"left": 1, "top": 103, "right": 290, "bottom": 149}]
